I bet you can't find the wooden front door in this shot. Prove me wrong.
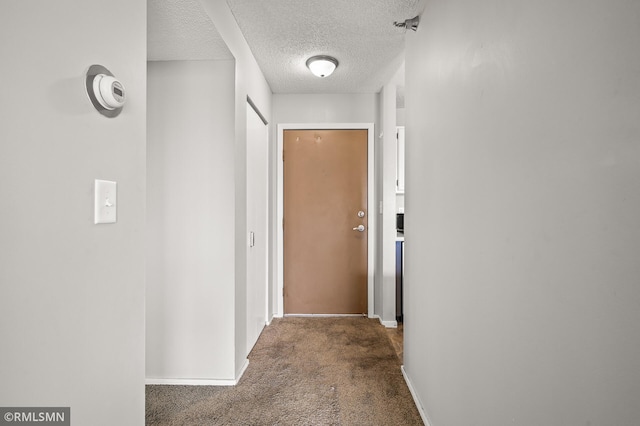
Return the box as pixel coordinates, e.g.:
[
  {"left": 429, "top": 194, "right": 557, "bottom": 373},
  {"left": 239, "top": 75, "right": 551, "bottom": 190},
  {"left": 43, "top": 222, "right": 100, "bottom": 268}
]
[{"left": 283, "top": 129, "right": 368, "bottom": 314}]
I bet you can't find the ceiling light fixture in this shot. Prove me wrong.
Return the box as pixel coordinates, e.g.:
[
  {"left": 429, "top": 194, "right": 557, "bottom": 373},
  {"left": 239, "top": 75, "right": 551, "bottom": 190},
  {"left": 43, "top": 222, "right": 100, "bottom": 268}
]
[{"left": 306, "top": 55, "right": 339, "bottom": 78}]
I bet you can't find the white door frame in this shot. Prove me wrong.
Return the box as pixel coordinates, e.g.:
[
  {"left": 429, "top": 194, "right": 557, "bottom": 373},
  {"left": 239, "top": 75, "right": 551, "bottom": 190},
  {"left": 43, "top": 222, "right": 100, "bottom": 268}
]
[{"left": 276, "top": 123, "right": 375, "bottom": 317}]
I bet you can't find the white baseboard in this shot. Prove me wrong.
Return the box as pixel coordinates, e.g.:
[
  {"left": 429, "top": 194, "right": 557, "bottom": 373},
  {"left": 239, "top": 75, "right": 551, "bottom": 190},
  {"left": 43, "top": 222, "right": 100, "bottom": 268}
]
[
  {"left": 146, "top": 359, "right": 250, "bottom": 387},
  {"left": 146, "top": 378, "right": 237, "bottom": 386},
  {"left": 371, "top": 314, "right": 398, "bottom": 328},
  {"left": 401, "top": 366, "right": 432, "bottom": 426},
  {"left": 381, "top": 320, "right": 398, "bottom": 328},
  {"left": 284, "top": 313, "right": 365, "bottom": 317},
  {"left": 235, "top": 358, "right": 249, "bottom": 383}
]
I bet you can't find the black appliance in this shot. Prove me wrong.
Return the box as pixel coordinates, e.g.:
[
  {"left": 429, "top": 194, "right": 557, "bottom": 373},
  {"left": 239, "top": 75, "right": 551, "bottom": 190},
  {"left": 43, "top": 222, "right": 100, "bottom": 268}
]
[{"left": 396, "top": 213, "right": 404, "bottom": 232}]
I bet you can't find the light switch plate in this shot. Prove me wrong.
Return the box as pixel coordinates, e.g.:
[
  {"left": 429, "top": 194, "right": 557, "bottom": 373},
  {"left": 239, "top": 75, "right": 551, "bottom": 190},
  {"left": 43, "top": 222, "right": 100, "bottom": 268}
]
[{"left": 94, "top": 179, "right": 117, "bottom": 224}]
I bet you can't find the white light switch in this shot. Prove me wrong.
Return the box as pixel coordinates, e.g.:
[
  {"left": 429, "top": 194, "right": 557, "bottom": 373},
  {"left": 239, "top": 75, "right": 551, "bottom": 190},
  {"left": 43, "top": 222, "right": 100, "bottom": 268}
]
[{"left": 94, "top": 179, "right": 117, "bottom": 224}]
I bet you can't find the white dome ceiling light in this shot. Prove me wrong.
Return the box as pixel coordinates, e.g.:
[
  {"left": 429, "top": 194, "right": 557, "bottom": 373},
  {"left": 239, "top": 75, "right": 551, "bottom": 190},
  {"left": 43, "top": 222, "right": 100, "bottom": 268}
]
[{"left": 306, "top": 55, "right": 339, "bottom": 78}]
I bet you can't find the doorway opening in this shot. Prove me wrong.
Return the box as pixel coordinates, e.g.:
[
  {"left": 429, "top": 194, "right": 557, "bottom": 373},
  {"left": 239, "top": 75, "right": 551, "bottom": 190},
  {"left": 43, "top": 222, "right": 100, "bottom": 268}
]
[{"left": 276, "top": 123, "right": 375, "bottom": 317}]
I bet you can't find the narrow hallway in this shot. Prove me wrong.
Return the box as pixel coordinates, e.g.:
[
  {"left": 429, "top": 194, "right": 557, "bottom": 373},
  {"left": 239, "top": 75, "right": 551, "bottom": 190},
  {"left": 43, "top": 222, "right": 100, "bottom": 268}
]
[{"left": 146, "top": 317, "right": 421, "bottom": 425}]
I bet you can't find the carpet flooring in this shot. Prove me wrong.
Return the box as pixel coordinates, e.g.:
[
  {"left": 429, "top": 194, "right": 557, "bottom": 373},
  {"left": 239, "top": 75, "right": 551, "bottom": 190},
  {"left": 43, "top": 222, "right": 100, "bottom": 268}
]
[{"left": 146, "top": 317, "right": 423, "bottom": 425}]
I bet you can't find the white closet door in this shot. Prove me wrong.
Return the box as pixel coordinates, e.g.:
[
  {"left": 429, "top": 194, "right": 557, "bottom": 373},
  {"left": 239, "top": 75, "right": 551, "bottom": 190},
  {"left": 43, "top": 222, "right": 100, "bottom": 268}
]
[{"left": 246, "top": 102, "right": 269, "bottom": 353}]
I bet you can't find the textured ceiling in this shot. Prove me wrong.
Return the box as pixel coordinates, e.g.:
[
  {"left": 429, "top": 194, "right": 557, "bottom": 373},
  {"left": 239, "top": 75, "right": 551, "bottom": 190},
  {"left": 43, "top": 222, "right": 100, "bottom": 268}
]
[
  {"left": 148, "top": 0, "right": 417, "bottom": 93},
  {"left": 148, "top": 0, "right": 233, "bottom": 61},
  {"left": 226, "top": 0, "right": 420, "bottom": 93}
]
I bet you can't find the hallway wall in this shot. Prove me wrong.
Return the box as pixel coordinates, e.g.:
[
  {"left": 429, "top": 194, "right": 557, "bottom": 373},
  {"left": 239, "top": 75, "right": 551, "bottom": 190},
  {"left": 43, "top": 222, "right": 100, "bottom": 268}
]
[
  {"left": 273, "top": 94, "right": 377, "bottom": 123},
  {"left": 271, "top": 93, "right": 381, "bottom": 318},
  {"left": 0, "top": 1, "right": 146, "bottom": 424},
  {"left": 200, "top": 1, "right": 273, "bottom": 374},
  {"left": 146, "top": 60, "right": 236, "bottom": 381},
  {"left": 378, "top": 82, "right": 401, "bottom": 326},
  {"left": 403, "top": 1, "right": 640, "bottom": 425}
]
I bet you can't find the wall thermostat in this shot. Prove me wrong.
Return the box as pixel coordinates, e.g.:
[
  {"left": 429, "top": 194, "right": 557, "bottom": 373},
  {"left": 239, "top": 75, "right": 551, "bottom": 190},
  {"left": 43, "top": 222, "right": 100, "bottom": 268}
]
[{"left": 85, "top": 65, "right": 126, "bottom": 118}]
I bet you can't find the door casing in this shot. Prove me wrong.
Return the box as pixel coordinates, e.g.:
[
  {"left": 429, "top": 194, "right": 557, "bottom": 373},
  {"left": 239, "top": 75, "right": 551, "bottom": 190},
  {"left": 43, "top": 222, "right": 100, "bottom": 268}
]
[{"left": 276, "top": 123, "right": 375, "bottom": 318}]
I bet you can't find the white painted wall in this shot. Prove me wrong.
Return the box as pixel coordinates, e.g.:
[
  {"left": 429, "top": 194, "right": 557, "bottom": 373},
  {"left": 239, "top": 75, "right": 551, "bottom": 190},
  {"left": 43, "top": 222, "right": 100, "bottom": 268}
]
[
  {"left": 200, "top": 0, "right": 273, "bottom": 376},
  {"left": 272, "top": 94, "right": 380, "bottom": 318},
  {"left": 379, "top": 84, "right": 400, "bottom": 326},
  {"left": 376, "top": 94, "right": 385, "bottom": 317},
  {"left": 368, "top": 62, "right": 407, "bottom": 327},
  {"left": 272, "top": 94, "right": 377, "bottom": 124},
  {"left": 146, "top": 60, "right": 236, "bottom": 381},
  {"left": 0, "top": 1, "right": 146, "bottom": 424},
  {"left": 396, "top": 107, "right": 406, "bottom": 126},
  {"left": 404, "top": 1, "right": 640, "bottom": 425},
  {"left": 396, "top": 194, "right": 404, "bottom": 213}
]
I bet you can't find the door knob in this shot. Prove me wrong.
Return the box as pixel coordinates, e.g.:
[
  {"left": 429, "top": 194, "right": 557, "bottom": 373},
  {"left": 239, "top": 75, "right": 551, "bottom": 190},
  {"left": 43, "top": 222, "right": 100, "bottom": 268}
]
[{"left": 352, "top": 225, "right": 365, "bottom": 232}]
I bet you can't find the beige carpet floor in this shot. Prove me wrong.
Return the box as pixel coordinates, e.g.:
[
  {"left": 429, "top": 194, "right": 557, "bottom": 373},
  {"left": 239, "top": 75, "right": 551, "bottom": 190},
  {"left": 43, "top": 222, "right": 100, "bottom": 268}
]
[{"left": 146, "top": 317, "right": 423, "bottom": 425}]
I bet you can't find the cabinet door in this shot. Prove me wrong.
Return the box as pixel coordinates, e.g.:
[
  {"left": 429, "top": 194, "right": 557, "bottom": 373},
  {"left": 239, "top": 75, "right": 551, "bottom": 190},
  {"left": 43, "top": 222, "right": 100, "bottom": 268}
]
[{"left": 396, "top": 126, "right": 405, "bottom": 193}]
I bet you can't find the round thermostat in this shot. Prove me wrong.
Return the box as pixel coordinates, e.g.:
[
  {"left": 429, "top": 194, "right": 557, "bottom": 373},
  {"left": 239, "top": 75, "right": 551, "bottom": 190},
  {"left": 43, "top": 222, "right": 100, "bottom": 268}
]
[{"left": 85, "top": 65, "right": 126, "bottom": 118}]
